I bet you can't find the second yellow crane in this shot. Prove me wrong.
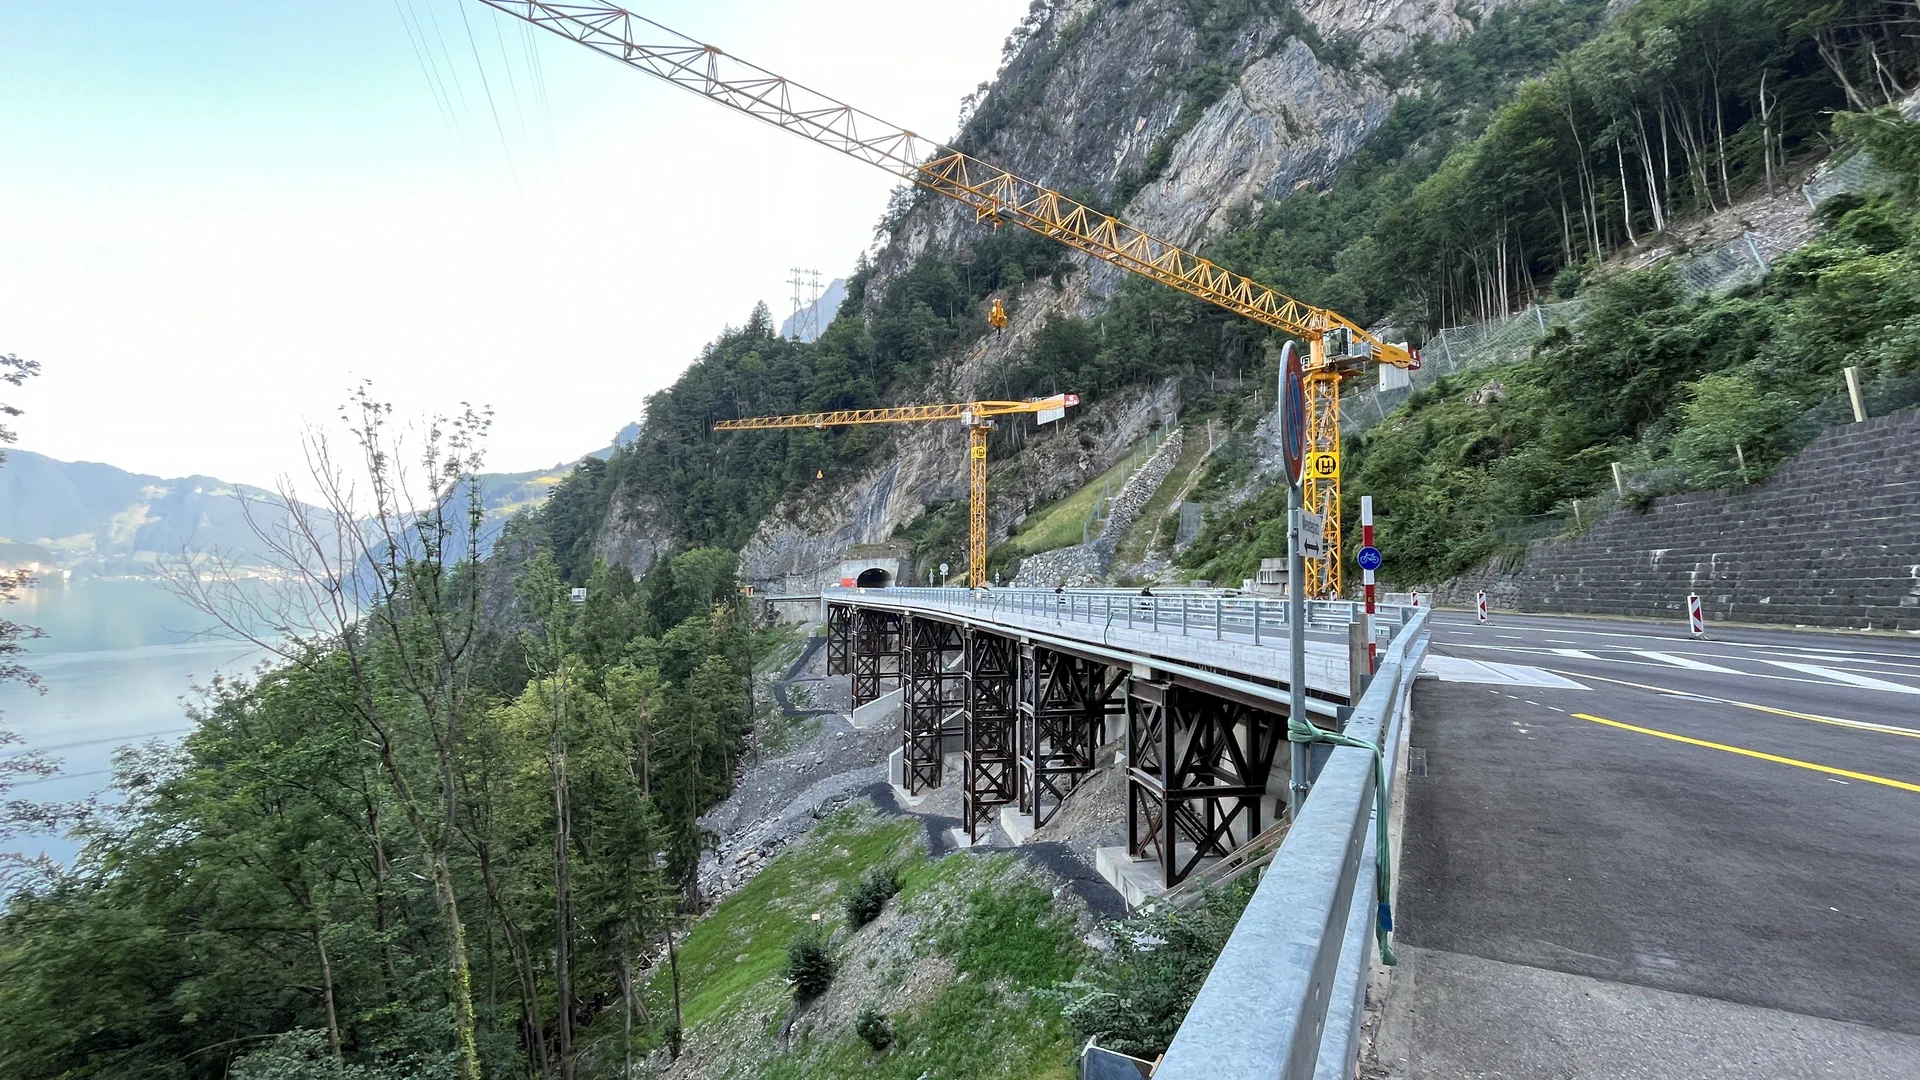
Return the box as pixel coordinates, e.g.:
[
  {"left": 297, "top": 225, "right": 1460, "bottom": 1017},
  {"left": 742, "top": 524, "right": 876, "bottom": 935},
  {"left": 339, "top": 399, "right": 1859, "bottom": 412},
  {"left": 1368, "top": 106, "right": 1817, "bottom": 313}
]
[{"left": 715, "top": 395, "right": 1079, "bottom": 587}]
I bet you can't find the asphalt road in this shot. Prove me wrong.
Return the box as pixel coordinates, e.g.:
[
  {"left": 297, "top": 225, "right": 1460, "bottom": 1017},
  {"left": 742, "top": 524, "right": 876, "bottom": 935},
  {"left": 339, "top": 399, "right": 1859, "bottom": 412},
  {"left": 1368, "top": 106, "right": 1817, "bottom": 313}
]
[{"left": 1381, "top": 610, "right": 1920, "bottom": 1076}]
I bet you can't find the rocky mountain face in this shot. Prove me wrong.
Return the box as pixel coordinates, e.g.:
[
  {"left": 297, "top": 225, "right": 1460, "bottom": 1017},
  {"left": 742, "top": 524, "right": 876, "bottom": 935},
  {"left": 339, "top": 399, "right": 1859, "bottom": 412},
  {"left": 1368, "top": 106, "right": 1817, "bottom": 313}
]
[{"left": 599, "top": 0, "right": 1521, "bottom": 589}]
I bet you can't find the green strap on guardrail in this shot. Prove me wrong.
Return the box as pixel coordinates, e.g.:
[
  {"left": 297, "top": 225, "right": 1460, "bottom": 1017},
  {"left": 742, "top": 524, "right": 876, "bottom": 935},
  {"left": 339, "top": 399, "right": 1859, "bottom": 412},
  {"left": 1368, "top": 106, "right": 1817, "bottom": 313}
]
[{"left": 1287, "top": 714, "right": 1398, "bottom": 966}]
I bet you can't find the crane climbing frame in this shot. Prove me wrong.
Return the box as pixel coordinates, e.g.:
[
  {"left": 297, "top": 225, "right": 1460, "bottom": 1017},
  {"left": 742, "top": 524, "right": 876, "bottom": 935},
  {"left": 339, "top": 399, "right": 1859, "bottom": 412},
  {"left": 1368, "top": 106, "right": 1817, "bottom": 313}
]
[
  {"left": 479, "top": 0, "right": 1418, "bottom": 598},
  {"left": 716, "top": 396, "right": 1079, "bottom": 587}
]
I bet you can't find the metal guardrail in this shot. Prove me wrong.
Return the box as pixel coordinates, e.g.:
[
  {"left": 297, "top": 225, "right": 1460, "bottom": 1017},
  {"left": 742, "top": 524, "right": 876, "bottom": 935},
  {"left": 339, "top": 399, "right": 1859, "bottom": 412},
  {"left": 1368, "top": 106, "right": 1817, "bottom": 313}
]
[
  {"left": 1157, "top": 607, "right": 1432, "bottom": 1080},
  {"left": 863, "top": 586, "right": 1414, "bottom": 646}
]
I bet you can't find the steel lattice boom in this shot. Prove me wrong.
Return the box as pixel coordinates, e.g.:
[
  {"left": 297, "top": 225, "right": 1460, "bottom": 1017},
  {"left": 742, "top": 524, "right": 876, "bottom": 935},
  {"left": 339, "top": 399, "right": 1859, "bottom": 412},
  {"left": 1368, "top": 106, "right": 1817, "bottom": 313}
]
[{"left": 480, "top": 0, "right": 1413, "bottom": 596}]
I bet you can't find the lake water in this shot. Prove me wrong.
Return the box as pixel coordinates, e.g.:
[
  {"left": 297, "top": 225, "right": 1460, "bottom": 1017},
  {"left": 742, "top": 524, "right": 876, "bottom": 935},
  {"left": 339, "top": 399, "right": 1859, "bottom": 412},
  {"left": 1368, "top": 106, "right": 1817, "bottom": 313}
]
[{"left": 2, "top": 578, "right": 269, "bottom": 866}]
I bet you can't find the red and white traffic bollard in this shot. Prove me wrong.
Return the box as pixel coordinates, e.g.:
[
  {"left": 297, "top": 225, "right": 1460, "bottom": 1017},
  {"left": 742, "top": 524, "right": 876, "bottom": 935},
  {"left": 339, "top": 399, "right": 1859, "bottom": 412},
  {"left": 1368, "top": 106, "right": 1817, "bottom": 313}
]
[
  {"left": 1361, "top": 496, "right": 1377, "bottom": 673},
  {"left": 1476, "top": 591, "right": 1489, "bottom": 624},
  {"left": 1687, "top": 593, "right": 1705, "bottom": 638}
]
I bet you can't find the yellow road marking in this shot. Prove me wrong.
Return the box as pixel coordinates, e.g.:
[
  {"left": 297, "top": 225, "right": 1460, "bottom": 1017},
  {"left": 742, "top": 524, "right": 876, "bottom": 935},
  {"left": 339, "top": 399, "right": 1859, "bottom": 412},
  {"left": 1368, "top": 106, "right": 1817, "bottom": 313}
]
[
  {"left": 1570, "top": 713, "right": 1920, "bottom": 793},
  {"left": 1545, "top": 668, "right": 1920, "bottom": 740}
]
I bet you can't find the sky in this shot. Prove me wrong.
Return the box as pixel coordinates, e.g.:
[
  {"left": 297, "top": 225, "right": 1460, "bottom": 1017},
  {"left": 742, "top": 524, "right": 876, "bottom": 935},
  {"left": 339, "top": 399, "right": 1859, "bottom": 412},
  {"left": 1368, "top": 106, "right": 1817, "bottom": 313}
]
[{"left": 0, "top": 0, "right": 1032, "bottom": 487}]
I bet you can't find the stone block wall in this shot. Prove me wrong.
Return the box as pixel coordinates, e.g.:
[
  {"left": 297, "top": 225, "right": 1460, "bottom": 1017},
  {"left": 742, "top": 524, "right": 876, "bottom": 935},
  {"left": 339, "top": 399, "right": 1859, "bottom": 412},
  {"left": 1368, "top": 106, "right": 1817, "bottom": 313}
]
[
  {"left": 1012, "top": 429, "right": 1184, "bottom": 586},
  {"left": 1436, "top": 409, "right": 1920, "bottom": 630}
]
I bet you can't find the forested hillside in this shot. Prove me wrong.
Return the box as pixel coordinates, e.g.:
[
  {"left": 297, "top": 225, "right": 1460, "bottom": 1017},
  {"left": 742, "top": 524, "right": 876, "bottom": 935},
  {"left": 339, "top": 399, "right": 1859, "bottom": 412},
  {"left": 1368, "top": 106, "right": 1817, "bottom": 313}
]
[{"left": 1175, "top": 0, "right": 1920, "bottom": 585}]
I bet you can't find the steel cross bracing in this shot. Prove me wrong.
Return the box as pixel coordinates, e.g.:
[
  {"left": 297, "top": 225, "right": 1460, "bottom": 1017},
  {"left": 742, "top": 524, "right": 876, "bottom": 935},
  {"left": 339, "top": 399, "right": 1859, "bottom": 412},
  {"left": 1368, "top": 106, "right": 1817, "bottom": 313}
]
[
  {"left": 1127, "top": 681, "right": 1284, "bottom": 887},
  {"left": 962, "top": 629, "right": 1019, "bottom": 841},
  {"left": 825, "top": 603, "right": 851, "bottom": 676},
  {"left": 1017, "top": 645, "right": 1125, "bottom": 832},
  {"left": 902, "top": 615, "right": 966, "bottom": 794},
  {"left": 475, "top": 2, "right": 1417, "bottom": 597},
  {"left": 849, "top": 607, "right": 901, "bottom": 707}
]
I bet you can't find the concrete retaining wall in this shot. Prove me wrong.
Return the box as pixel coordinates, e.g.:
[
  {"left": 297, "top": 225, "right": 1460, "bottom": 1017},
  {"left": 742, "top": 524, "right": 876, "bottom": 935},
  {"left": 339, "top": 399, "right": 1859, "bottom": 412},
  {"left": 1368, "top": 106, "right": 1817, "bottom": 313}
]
[{"left": 1436, "top": 408, "right": 1920, "bottom": 630}]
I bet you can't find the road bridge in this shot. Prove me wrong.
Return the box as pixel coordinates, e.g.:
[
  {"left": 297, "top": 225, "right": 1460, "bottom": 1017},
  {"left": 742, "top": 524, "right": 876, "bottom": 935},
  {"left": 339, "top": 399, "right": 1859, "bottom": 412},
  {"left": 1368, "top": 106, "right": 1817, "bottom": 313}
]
[{"left": 814, "top": 585, "right": 1420, "bottom": 889}]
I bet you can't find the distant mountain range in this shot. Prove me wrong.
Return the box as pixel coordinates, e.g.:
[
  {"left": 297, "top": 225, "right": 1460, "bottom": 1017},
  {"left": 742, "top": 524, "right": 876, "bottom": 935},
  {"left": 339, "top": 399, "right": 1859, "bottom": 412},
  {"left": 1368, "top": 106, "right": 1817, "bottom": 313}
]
[
  {"left": 779, "top": 278, "right": 846, "bottom": 343},
  {"left": 0, "top": 422, "right": 640, "bottom": 579}
]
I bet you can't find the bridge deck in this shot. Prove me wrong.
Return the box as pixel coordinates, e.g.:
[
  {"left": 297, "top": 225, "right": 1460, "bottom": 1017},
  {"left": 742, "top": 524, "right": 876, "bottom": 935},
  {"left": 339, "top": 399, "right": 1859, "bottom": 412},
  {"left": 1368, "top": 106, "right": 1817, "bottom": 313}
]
[{"left": 824, "top": 586, "right": 1412, "bottom": 709}]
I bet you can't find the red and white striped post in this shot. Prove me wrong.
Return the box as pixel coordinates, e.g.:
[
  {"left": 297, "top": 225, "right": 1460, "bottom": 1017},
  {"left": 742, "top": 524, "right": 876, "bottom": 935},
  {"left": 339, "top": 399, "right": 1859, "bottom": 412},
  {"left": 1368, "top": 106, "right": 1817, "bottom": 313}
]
[
  {"left": 1687, "top": 593, "right": 1705, "bottom": 638},
  {"left": 1361, "top": 496, "right": 1377, "bottom": 673},
  {"left": 1477, "top": 591, "right": 1489, "bottom": 624}
]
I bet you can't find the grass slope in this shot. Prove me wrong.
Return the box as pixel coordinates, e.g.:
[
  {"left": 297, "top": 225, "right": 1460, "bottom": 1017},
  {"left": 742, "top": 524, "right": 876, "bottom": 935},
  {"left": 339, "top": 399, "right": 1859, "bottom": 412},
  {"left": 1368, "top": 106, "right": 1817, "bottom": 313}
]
[{"left": 634, "top": 806, "right": 1084, "bottom": 1079}]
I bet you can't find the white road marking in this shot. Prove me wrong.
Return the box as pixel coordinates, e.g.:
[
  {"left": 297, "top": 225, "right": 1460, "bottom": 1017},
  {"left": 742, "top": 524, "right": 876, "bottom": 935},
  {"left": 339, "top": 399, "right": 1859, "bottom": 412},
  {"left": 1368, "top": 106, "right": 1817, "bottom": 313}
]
[
  {"left": 1448, "top": 642, "right": 1918, "bottom": 694},
  {"left": 1632, "top": 650, "right": 1745, "bottom": 674},
  {"left": 1758, "top": 660, "right": 1920, "bottom": 695},
  {"left": 1435, "top": 621, "right": 1920, "bottom": 662},
  {"left": 1422, "top": 655, "right": 1590, "bottom": 689},
  {"left": 1551, "top": 648, "right": 1601, "bottom": 660}
]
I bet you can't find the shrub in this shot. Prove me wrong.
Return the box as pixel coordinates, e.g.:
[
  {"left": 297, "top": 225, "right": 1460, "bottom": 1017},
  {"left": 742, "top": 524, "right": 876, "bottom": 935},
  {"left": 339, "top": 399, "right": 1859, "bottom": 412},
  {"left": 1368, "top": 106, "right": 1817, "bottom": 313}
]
[
  {"left": 1551, "top": 263, "right": 1582, "bottom": 299},
  {"left": 785, "top": 928, "right": 834, "bottom": 1001},
  {"left": 854, "top": 1005, "right": 895, "bottom": 1052},
  {"left": 844, "top": 865, "right": 902, "bottom": 927},
  {"left": 1060, "top": 874, "right": 1259, "bottom": 1060}
]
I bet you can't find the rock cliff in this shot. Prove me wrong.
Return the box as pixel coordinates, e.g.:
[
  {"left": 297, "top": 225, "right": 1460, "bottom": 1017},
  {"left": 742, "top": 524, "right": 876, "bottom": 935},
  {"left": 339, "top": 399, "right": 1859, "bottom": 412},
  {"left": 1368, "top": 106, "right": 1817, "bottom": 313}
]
[{"left": 605, "top": 0, "right": 1521, "bottom": 586}]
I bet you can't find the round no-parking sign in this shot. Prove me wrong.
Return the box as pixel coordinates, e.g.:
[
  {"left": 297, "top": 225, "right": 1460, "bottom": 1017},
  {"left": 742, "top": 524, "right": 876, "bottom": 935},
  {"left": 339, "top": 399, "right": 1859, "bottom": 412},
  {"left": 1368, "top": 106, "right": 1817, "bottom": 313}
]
[{"left": 1280, "top": 340, "right": 1305, "bottom": 486}]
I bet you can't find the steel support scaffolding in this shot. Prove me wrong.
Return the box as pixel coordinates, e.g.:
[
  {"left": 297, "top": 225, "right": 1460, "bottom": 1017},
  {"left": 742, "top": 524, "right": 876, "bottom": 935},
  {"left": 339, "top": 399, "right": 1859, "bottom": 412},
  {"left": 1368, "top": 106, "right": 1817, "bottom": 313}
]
[
  {"left": 825, "top": 602, "right": 851, "bottom": 676},
  {"left": 901, "top": 614, "right": 966, "bottom": 794},
  {"left": 962, "top": 628, "right": 1019, "bottom": 841},
  {"left": 850, "top": 607, "right": 902, "bottom": 707},
  {"left": 1126, "top": 681, "right": 1283, "bottom": 887},
  {"left": 1018, "top": 645, "right": 1122, "bottom": 831}
]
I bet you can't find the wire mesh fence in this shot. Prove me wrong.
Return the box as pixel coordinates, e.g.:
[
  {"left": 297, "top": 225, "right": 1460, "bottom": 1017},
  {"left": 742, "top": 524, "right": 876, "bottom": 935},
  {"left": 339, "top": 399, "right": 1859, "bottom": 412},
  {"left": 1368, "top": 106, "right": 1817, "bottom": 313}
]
[{"left": 1340, "top": 142, "right": 1899, "bottom": 437}]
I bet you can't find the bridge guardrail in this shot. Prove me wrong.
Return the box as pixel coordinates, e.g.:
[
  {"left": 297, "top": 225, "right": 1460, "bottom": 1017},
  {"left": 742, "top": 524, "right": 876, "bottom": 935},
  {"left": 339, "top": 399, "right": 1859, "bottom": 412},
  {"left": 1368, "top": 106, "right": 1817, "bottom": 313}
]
[
  {"left": 847, "top": 586, "right": 1413, "bottom": 647},
  {"left": 1156, "top": 607, "right": 1432, "bottom": 1080}
]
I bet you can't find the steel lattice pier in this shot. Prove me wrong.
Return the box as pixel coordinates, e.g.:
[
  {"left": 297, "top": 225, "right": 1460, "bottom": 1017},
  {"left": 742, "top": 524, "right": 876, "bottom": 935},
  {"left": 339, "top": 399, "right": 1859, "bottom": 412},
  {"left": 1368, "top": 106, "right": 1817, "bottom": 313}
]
[
  {"left": 1018, "top": 645, "right": 1123, "bottom": 831},
  {"left": 849, "top": 607, "right": 901, "bottom": 707},
  {"left": 962, "top": 629, "right": 1019, "bottom": 840},
  {"left": 1126, "top": 681, "right": 1283, "bottom": 887},
  {"left": 902, "top": 615, "right": 966, "bottom": 793}
]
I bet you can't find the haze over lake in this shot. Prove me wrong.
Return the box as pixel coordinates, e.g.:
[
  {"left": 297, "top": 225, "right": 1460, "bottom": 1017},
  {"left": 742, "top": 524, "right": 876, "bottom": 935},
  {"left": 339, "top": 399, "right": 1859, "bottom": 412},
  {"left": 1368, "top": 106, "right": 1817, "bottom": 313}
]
[{"left": 2, "top": 577, "right": 269, "bottom": 866}]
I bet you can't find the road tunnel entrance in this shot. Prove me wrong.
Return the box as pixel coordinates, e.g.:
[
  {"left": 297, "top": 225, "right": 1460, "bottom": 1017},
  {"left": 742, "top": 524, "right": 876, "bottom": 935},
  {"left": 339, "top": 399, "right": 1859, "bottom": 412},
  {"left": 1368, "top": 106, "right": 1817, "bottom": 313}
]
[{"left": 855, "top": 567, "right": 893, "bottom": 588}]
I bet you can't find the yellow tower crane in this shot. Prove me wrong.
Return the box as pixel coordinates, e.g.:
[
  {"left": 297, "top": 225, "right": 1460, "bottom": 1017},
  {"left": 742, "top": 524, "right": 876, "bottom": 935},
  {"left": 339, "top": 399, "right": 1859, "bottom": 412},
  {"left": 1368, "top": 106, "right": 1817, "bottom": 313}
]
[
  {"left": 480, "top": 1, "right": 1418, "bottom": 597},
  {"left": 715, "top": 395, "right": 1079, "bottom": 587}
]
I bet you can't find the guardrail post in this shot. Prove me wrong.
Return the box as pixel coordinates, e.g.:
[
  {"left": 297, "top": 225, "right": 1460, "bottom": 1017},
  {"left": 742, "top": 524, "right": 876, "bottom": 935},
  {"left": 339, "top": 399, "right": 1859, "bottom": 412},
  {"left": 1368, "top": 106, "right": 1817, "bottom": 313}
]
[
  {"left": 1181, "top": 597, "right": 1188, "bottom": 636},
  {"left": 1253, "top": 599, "right": 1261, "bottom": 646},
  {"left": 1215, "top": 597, "right": 1223, "bottom": 641},
  {"left": 1152, "top": 598, "right": 1159, "bottom": 633}
]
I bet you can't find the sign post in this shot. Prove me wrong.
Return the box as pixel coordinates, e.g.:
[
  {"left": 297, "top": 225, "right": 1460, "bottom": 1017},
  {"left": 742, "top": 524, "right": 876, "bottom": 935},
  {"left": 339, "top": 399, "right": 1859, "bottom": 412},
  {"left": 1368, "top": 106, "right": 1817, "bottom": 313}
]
[
  {"left": 1687, "top": 593, "right": 1705, "bottom": 638},
  {"left": 1281, "top": 341, "right": 1311, "bottom": 822},
  {"left": 1476, "top": 591, "right": 1489, "bottom": 625},
  {"left": 1358, "top": 497, "right": 1380, "bottom": 674}
]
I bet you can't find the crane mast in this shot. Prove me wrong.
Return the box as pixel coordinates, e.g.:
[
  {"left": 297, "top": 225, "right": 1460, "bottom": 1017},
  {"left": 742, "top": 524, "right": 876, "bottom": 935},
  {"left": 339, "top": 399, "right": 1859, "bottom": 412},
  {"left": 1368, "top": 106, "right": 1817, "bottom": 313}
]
[{"left": 481, "top": 1, "right": 1416, "bottom": 597}]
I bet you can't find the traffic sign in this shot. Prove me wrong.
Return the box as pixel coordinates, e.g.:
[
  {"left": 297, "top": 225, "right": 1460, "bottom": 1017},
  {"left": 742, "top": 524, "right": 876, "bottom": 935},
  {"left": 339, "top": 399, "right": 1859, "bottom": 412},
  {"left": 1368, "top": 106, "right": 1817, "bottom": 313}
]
[
  {"left": 1687, "top": 593, "right": 1705, "bottom": 637},
  {"left": 1297, "top": 511, "right": 1325, "bottom": 559},
  {"left": 1356, "top": 545, "right": 1382, "bottom": 572},
  {"left": 1280, "top": 341, "right": 1305, "bottom": 486}
]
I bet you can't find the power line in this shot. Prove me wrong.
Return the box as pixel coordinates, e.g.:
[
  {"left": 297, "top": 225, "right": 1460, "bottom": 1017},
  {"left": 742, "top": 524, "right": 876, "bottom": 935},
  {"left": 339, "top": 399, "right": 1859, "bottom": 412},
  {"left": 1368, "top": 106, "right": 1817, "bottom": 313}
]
[{"left": 455, "top": 0, "right": 524, "bottom": 197}]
